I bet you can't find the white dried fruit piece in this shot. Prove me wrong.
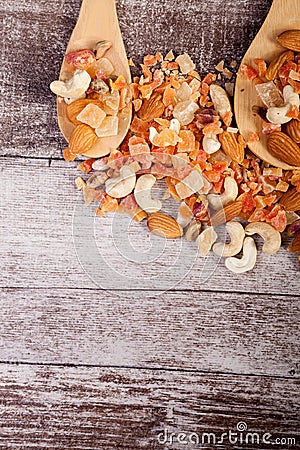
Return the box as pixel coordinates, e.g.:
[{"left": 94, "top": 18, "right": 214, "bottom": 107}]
[
  {"left": 169, "top": 118, "right": 181, "bottom": 135},
  {"left": 95, "top": 116, "right": 119, "bottom": 137},
  {"left": 175, "top": 53, "right": 195, "bottom": 74},
  {"left": 225, "top": 237, "right": 257, "bottom": 274},
  {"left": 266, "top": 85, "right": 299, "bottom": 125},
  {"left": 75, "top": 177, "right": 86, "bottom": 190},
  {"left": 255, "top": 81, "right": 284, "bottom": 108},
  {"left": 245, "top": 222, "right": 281, "bottom": 255},
  {"left": 50, "top": 69, "right": 91, "bottom": 99},
  {"left": 76, "top": 103, "right": 106, "bottom": 128},
  {"left": 185, "top": 220, "right": 201, "bottom": 242},
  {"left": 173, "top": 99, "right": 199, "bottom": 126},
  {"left": 134, "top": 174, "right": 162, "bottom": 213},
  {"left": 175, "top": 169, "right": 204, "bottom": 199},
  {"left": 103, "top": 91, "right": 120, "bottom": 115},
  {"left": 87, "top": 171, "right": 108, "bottom": 189},
  {"left": 172, "top": 153, "right": 190, "bottom": 169},
  {"left": 202, "top": 134, "right": 221, "bottom": 154},
  {"left": 175, "top": 82, "right": 192, "bottom": 102},
  {"left": 209, "top": 84, "right": 232, "bottom": 124},
  {"left": 197, "top": 227, "right": 218, "bottom": 256},
  {"left": 94, "top": 57, "right": 114, "bottom": 76},
  {"left": 207, "top": 177, "right": 239, "bottom": 210},
  {"left": 105, "top": 165, "right": 136, "bottom": 198},
  {"left": 92, "top": 158, "right": 109, "bottom": 171},
  {"left": 177, "top": 202, "right": 194, "bottom": 228},
  {"left": 213, "top": 221, "right": 245, "bottom": 257}
]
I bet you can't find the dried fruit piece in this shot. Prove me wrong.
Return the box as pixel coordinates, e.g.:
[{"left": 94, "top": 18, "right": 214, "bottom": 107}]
[
  {"left": 277, "top": 30, "right": 300, "bottom": 52},
  {"left": 67, "top": 99, "right": 103, "bottom": 124},
  {"left": 175, "top": 53, "right": 195, "bottom": 74},
  {"left": 95, "top": 116, "right": 119, "bottom": 137},
  {"left": 147, "top": 213, "right": 183, "bottom": 239},
  {"left": 265, "top": 50, "right": 294, "bottom": 81},
  {"left": 267, "top": 131, "right": 300, "bottom": 166},
  {"left": 76, "top": 103, "right": 106, "bottom": 128},
  {"left": 208, "top": 201, "right": 243, "bottom": 226},
  {"left": 138, "top": 92, "right": 165, "bottom": 121},
  {"left": 279, "top": 187, "right": 300, "bottom": 211},
  {"left": 219, "top": 131, "right": 245, "bottom": 163},
  {"left": 173, "top": 99, "right": 199, "bottom": 125},
  {"left": 65, "top": 49, "right": 96, "bottom": 70},
  {"left": 69, "top": 124, "right": 98, "bottom": 154}
]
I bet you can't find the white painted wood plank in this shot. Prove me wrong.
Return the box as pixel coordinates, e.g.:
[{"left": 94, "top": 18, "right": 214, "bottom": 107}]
[
  {"left": 0, "top": 158, "right": 299, "bottom": 294},
  {"left": 0, "top": 364, "right": 298, "bottom": 449},
  {"left": 0, "top": 288, "right": 299, "bottom": 378}
]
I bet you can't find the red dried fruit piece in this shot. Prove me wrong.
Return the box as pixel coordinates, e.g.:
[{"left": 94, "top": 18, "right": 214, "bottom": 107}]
[
  {"left": 269, "top": 209, "right": 287, "bottom": 232},
  {"left": 278, "top": 61, "right": 297, "bottom": 86},
  {"left": 143, "top": 54, "right": 157, "bottom": 66},
  {"left": 130, "top": 116, "right": 150, "bottom": 134},
  {"left": 239, "top": 192, "right": 256, "bottom": 212},
  {"left": 65, "top": 49, "right": 96, "bottom": 70},
  {"left": 253, "top": 58, "right": 267, "bottom": 77},
  {"left": 77, "top": 158, "right": 95, "bottom": 174},
  {"left": 240, "top": 63, "right": 258, "bottom": 80},
  {"left": 202, "top": 73, "right": 217, "bottom": 85}
]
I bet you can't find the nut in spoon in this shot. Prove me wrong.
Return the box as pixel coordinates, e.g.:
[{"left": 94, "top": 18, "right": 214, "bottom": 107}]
[
  {"left": 52, "top": 0, "right": 132, "bottom": 158},
  {"left": 234, "top": 0, "right": 300, "bottom": 169}
]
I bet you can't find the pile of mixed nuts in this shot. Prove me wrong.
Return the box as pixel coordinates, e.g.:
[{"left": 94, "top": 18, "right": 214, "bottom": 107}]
[{"left": 50, "top": 32, "right": 300, "bottom": 273}]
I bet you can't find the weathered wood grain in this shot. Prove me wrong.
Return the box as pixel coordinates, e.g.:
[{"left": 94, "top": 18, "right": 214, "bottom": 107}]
[
  {"left": 0, "top": 0, "right": 272, "bottom": 158},
  {"left": 0, "top": 364, "right": 298, "bottom": 449},
  {"left": 0, "top": 288, "right": 299, "bottom": 378},
  {"left": 0, "top": 157, "right": 299, "bottom": 294}
]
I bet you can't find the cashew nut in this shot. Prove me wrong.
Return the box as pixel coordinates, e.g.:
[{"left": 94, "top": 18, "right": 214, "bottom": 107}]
[
  {"left": 50, "top": 69, "right": 91, "bottom": 99},
  {"left": 196, "top": 227, "right": 218, "bottom": 256},
  {"left": 210, "top": 84, "right": 232, "bottom": 122},
  {"left": 213, "top": 221, "right": 245, "bottom": 257},
  {"left": 134, "top": 174, "right": 162, "bottom": 213},
  {"left": 266, "top": 85, "right": 299, "bottom": 125},
  {"left": 203, "top": 134, "right": 221, "bottom": 154},
  {"left": 175, "top": 169, "right": 204, "bottom": 199},
  {"left": 245, "top": 222, "right": 281, "bottom": 254},
  {"left": 207, "top": 177, "right": 238, "bottom": 210},
  {"left": 105, "top": 165, "right": 136, "bottom": 198},
  {"left": 225, "top": 237, "right": 257, "bottom": 273},
  {"left": 177, "top": 202, "right": 194, "bottom": 228}
]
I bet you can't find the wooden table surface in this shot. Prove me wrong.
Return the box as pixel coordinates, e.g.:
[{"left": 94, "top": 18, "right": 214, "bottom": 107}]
[{"left": 0, "top": 0, "right": 299, "bottom": 448}]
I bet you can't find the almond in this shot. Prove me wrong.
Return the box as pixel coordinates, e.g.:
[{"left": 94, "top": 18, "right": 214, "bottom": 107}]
[
  {"left": 288, "top": 234, "right": 300, "bottom": 253},
  {"left": 138, "top": 92, "right": 165, "bottom": 121},
  {"left": 285, "top": 119, "right": 300, "bottom": 144},
  {"left": 267, "top": 131, "right": 300, "bottom": 167},
  {"left": 208, "top": 201, "right": 243, "bottom": 227},
  {"left": 147, "top": 212, "right": 183, "bottom": 238},
  {"left": 277, "top": 30, "right": 300, "bottom": 52},
  {"left": 69, "top": 124, "right": 98, "bottom": 154},
  {"left": 67, "top": 99, "right": 103, "bottom": 124},
  {"left": 219, "top": 131, "right": 245, "bottom": 163},
  {"left": 279, "top": 187, "right": 300, "bottom": 211},
  {"left": 265, "top": 50, "right": 294, "bottom": 81}
]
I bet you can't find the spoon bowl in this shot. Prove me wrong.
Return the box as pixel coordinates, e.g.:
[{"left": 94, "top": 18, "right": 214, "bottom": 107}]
[
  {"left": 57, "top": 0, "right": 132, "bottom": 158},
  {"left": 234, "top": 0, "right": 300, "bottom": 169}
]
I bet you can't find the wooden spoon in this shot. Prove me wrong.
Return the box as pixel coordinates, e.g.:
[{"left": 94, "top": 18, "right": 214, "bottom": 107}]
[
  {"left": 234, "top": 0, "right": 300, "bottom": 169},
  {"left": 57, "top": 0, "right": 132, "bottom": 158}
]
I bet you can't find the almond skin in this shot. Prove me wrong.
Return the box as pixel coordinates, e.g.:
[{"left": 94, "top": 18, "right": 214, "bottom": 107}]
[
  {"left": 279, "top": 187, "right": 300, "bottom": 211},
  {"left": 138, "top": 92, "right": 165, "bottom": 121},
  {"left": 208, "top": 201, "right": 243, "bottom": 227},
  {"left": 265, "top": 50, "right": 294, "bottom": 81},
  {"left": 69, "top": 124, "right": 98, "bottom": 154},
  {"left": 288, "top": 234, "right": 300, "bottom": 253},
  {"left": 67, "top": 99, "right": 103, "bottom": 124},
  {"left": 147, "top": 212, "right": 183, "bottom": 238},
  {"left": 267, "top": 131, "right": 300, "bottom": 167},
  {"left": 219, "top": 131, "right": 245, "bottom": 164},
  {"left": 285, "top": 119, "right": 300, "bottom": 144},
  {"left": 277, "top": 30, "right": 300, "bottom": 52}
]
